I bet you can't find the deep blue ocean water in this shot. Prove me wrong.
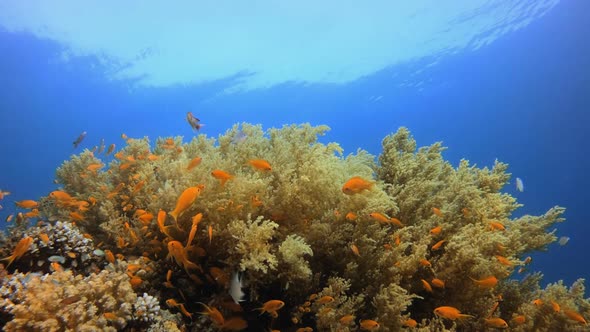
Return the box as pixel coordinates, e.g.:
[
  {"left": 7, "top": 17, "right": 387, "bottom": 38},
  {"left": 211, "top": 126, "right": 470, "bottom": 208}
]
[{"left": 0, "top": 1, "right": 588, "bottom": 289}]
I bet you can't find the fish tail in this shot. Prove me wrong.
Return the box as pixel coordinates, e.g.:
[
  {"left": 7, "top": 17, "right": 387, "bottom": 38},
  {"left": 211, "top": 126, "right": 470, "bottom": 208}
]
[
  {"left": 184, "top": 260, "right": 202, "bottom": 273},
  {"left": 1, "top": 255, "right": 15, "bottom": 268},
  {"left": 197, "top": 302, "right": 214, "bottom": 316},
  {"left": 169, "top": 210, "right": 178, "bottom": 223},
  {"left": 458, "top": 314, "right": 475, "bottom": 320}
]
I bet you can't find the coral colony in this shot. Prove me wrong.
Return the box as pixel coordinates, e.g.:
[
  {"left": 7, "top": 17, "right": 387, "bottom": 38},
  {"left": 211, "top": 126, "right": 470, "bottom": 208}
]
[{"left": 0, "top": 123, "right": 587, "bottom": 331}]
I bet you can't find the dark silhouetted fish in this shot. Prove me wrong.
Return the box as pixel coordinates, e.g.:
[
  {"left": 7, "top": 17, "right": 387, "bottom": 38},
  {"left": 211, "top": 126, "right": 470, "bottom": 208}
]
[{"left": 73, "top": 131, "right": 87, "bottom": 148}]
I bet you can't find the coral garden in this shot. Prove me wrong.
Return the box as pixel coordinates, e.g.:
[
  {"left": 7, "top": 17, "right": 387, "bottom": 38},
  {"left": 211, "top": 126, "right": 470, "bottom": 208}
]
[{"left": 0, "top": 123, "right": 588, "bottom": 331}]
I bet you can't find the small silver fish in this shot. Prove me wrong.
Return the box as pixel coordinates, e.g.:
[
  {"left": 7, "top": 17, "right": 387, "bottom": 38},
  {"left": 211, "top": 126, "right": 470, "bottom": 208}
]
[
  {"left": 97, "top": 138, "right": 105, "bottom": 154},
  {"left": 558, "top": 236, "right": 570, "bottom": 246},
  {"left": 515, "top": 177, "right": 524, "bottom": 192},
  {"left": 231, "top": 130, "right": 248, "bottom": 144},
  {"left": 73, "top": 131, "right": 87, "bottom": 148},
  {"left": 48, "top": 255, "right": 66, "bottom": 264},
  {"left": 229, "top": 272, "right": 245, "bottom": 304}
]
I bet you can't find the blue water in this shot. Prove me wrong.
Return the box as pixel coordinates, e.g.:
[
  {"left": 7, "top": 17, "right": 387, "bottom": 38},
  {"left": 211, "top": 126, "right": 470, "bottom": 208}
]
[{"left": 0, "top": 0, "right": 588, "bottom": 288}]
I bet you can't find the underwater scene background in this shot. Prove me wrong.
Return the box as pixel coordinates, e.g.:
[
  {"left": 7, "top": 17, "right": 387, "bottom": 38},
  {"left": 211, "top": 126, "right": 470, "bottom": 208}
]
[{"left": 0, "top": 1, "right": 588, "bottom": 331}]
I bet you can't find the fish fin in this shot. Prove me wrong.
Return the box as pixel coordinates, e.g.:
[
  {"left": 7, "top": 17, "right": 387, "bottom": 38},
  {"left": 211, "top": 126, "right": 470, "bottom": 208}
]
[
  {"left": 458, "top": 314, "right": 475, "bottom": 320},
  {"left": 168, "top": 211, "right": 178, "bottom": 223}
]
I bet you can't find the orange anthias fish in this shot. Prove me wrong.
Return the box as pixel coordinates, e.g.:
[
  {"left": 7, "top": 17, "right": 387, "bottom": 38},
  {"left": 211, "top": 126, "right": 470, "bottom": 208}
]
[
  {"left": 345, "top": 212, "right": 357, "bottom": 221},
  {"left": 199, "top": 302, "right": 225, "bottom": 326},
  {"left": 24, "top": 209, "right": 40, "bottom": 218},
  {"left": 132, "top": 180, "right": 146, "bottom": 194},
  {"left": 39, "top": 233, "right": 50, "bottom": 244},
  {"left": 166, "top": 299, "right": 193, "bottom": 318},
  {"left": 339, "top": 315, "right": 355, "bottom": 325},
  {"left": 431, "top": 278, "right": 445, "bottom": 288},
  {"left": 394, "top": 234, "right": 401, "bottom": 246},
  {"left": 403, "top": 318, "right": 417, "bottom": 328},
  {"left": 15, "top": 200, "right": 38, "bottom": 209},
  {"left": 564, "top": 309, "right": 587, "bottom": 325},
  {"left": 369, "top": 212, "right": 390, "bottom": 223},
  {"left": 419, "top": 259, "right": 431, "bottom": 267},
  {"left": 317, "top": 296, "right": 334, "bottom": 304},
  {"left": 489, "top": 221, "right": 506, "bottom": 231},
  {"left": 50, "top": 261, "right": 63, "bottom": 272},
  {"left": 470, "top": 276, "right": 498, "bottom": 289},
  {"left": 342, "top": 176, "right": 374, "bottom": 195},
  {"left": 431, "top": 240, "right": 446, "bottom": 250},
  {"left": 130, "top": 276, "right": 143, "bottom": 288},
  {"left": 186, "top": 213, "right": 203, "bottom": 248},
  {"left": 103, "top": 312, "right": 117, "bottom": 320},
  {"left": 484, "top": 317, "right": 508, "bottom": 328},
  {"left": 138, "top": 213, "right": 154, "bottom": 223},
  {"left": 169, "top": 185, "right": 205, "bottom": 222},
  {"left": 49, "top": 190, "right": 72, "bottom": 202},
  {"left": 434, "top": 306, "right": 474, "bottom": 320},
  {"left": 359, "top": 319, "right": 380, "bottom": 330},
  {"left": 511, "top": 315, "right": 526, "bottom": 325},
  {"left": 369, "top": 212, "right": 404, "bottom": 227},
  {"left": 157, "top": 209, "right": 173, "bottom": 237},
  {"left": 430, "top": 226, "right": 442, "bottom": 235},
  {"left": 257, "top": 300, "right": 285, "bottom": 315},
  {"left": 248, "top": 159, "right": 272, "bottom": 171},
  {"left": 421, "top": 279, "right": 433, "bottom": 292},
  {"left": 211, "top": 170, "right": 234, "bottom": 186},
  {"left": 105, "top": 250, "right": 116, "bottom": 264},
  {"left": 432, "top": 207, "right": 443, "bottom": 217},
  {"left": 2, "top": 236, "right": 33, "bottom": 267},
  {"left": 186, "top": 157, "right": 202, "bottom": 170},
  {"left": 69, "top": 211, "right": 85, "bottom": 222},
  {"left": 167, "top": 240, "right": 200, "bottom": 273},
  {"left": 495, "top": 255, "right": 513, "bottom": 266},
  {"left": 86, "top": 163, "right": 102, "bottom": 173},
  {"left": 163, "top": 269, "right": 174, "bottom": 288}
]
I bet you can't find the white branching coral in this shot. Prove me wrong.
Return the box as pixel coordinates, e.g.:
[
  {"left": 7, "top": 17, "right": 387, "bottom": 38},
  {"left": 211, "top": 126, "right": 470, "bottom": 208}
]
[
  {"left": 227, "top": 215, "right": 278, "bottom": 274},
  {"left": 278, "top": 234, "right": 313, "bottom": 281},
  {"left": 28, "top": 221, "right": 95, "bottom": 265},
  {"left": 134, "top": 293, "right": 160, "bottom": 322}
]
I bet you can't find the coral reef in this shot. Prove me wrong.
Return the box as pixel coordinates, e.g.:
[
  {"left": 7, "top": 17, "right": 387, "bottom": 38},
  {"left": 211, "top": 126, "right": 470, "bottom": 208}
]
[
  {"left": 1, "top": 270, "right": 135, "bottom": 331},
  {"left": 0, "top": 123, "right": 587, "bottom": 331}
]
